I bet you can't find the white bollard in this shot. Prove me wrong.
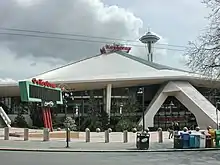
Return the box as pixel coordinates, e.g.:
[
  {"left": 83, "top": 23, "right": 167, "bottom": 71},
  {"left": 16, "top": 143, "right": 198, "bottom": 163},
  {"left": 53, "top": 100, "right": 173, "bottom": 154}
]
[
  {"left": 85, "top": 128, "right": 90, "bottom": 142},
  {"left": 43, "top": 128, "right": 50, "bottom": 141},
  {"left": 158, "top": 128, "right": 163, "bottom": 143},
  {"left": 105, "top": 130, "right": 110, "bottom": 143},
  {"left": 24, "top": 128, "right": 29, "bottom": 141},
  {"left": 123, "top": 130, "right": 128, "bottom": 143},
  {"left": 4, "top": 127, "right": 9, "bottom": 140}
]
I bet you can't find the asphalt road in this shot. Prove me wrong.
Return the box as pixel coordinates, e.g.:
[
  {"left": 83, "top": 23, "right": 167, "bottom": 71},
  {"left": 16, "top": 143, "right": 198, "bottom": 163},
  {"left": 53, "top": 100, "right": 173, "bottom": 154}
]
[{"left": 1, "top": 151, "right": 220, "bottom": 165}]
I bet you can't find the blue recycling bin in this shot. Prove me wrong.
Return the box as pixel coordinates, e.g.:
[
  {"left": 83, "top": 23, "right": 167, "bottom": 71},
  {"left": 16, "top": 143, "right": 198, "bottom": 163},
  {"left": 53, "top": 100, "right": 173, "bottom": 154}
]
[
  {"left": 189, "top": 134, "right": 196, "bottom": 148},
  {"left": 195, "top": 135, "right": 200, "bottom": 148},
  {"left": 181, "top": 132, "right": 190, "bottom": 149}
]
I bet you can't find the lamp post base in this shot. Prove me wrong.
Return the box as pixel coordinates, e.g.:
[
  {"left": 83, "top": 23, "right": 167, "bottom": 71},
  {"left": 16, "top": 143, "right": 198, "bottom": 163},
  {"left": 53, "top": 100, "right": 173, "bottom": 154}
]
[{"left": 66, "top": 128, "right": 70, "bottom": 148}]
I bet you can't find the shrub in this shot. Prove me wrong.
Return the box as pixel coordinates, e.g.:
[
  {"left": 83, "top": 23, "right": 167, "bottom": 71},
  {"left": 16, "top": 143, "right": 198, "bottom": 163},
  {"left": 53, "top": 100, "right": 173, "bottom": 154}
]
[
  {"left": 115, "top": 119, "right": 133, "bottom": 132},
  {"left": 13, "top": 114, "right": 28, "bottom": 128}
]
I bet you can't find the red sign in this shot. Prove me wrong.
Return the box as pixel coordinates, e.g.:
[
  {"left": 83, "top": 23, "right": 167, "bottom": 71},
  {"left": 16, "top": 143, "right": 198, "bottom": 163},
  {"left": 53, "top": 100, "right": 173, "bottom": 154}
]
[
  {"left": 155, "top": 117, "right": 185, "bottom": 121},
  {"left": 100, "top": 44, "right": 131, "bottom": 54},
  {"left": 32, "top": 78, "right": 56, "bottom": 88}
]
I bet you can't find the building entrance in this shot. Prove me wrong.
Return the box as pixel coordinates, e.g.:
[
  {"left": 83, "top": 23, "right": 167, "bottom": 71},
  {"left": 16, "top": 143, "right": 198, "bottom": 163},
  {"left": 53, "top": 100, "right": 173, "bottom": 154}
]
[{"left": 154, "top": 96, "right": 197, "bottom": 130}]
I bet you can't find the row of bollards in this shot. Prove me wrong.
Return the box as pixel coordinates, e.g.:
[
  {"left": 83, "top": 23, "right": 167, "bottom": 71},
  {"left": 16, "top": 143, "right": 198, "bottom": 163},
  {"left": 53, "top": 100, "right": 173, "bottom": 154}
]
[
  {"left": 4, "top": 127, "right": 9, "bottom": 140},
  {"left": 3, "top": 127, "right": 164, "bottom": 144},
  {"left": 3, "top": 127, "right": 130, "bottom": 143},
  {"left": 85, "top": 128, "right": 128, "bottom": 143},
  {"left": 4, "top": 127, "right": 50, "bottom": 141}
]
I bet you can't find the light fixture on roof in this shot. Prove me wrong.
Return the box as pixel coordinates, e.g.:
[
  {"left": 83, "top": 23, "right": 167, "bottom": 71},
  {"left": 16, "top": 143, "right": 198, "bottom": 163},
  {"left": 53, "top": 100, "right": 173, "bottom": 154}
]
[
  {"left": 139, "top": 29, "right": 160, "bottom": 62},
  {"left": 170, "top": 101, "right": 174, "bottom": 107}
]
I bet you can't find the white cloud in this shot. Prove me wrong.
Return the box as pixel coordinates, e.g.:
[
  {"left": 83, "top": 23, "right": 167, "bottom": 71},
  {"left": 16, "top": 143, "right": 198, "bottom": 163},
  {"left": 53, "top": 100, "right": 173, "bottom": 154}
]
[
  {"left": 0, "top": 78, "right": 17, "bottom": 84},
  {"left": 0, "top": 0, "right": 176, "bottom": 81},
  {"left": 0, "top": 0, "right": 151, "bottom": 80},
  {"left": 15, "top": 0, "right": 42, "bottom": 6},
  {"left": 0, "top": 0, "right": 144, "bottom": 60},
  {"left": 0, "top": 45, "right": 65, "bottom": 80}
]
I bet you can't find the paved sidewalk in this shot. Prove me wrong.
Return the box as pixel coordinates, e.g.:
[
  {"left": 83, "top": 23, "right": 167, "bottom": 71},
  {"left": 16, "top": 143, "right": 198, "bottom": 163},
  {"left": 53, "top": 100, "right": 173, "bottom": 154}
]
[
  {"left": 0, "top": 139, "right": 173, "bottom": 151},
  {"left": 0, "top": 128, "right": 172, "bottom": 143},
  {"left": 0, "top": 129, "right": 175, "bottom": 151},
  {"left": 0, "top": 128, "right": 218, "bottom": 152},
  {"left": 0, "top": 128, "right": 184, "bottom": 152}
]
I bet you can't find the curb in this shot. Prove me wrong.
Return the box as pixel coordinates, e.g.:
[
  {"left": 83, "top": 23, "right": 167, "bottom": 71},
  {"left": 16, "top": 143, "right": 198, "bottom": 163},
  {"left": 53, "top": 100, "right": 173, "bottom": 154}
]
[{"left": 0, "top": 147, "right": 220, "bottom": 153}]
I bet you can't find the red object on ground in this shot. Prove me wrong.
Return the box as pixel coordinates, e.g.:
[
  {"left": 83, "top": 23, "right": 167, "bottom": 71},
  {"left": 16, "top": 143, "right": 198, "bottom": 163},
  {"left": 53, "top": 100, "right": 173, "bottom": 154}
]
[
  {"left": 42, "top": 108, "right": 53, "bottom": 132},
  {"left": 47, "top": 108, "right": 53, "bottom": 132},
  {"left": 42, "top": 108, "right": 48, "bottom": 128}
]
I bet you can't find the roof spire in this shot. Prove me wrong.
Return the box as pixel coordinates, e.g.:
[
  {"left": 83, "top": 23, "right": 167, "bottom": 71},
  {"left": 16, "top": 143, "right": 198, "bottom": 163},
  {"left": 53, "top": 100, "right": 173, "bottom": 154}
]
[{"left": 147, "top": 27, "right": 151, "bottom": 32}]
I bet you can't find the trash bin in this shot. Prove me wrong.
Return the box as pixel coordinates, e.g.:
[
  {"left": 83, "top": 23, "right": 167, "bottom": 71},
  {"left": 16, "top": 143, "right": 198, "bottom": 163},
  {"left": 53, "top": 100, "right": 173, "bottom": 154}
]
[
  {"left": 181, "top": 132, "right": 190, "bottom": 149},
  {"left": 174, "top": 134, "right": 183, "bottom": 149},
  {"left": 208, "top": 129, "right": 216, "bottom": 148},
  {"left": 174, "top": 131, "right": 179, "bottom": 135},
  {"left": 136, "top": 132, "right": 150, "bottom": 150},
  {"left": 194, "top": 134, "right": 200, "bottom": 148},
  {"left": 205, "top": 133, "right": 212, "bottom": 148},
  {"left": 200, "top": 133, "right": 206, "bottom": 148},
  {"left": 189, "top": 134, "right": 195, "bottom": 148},
  {"left": 215, "top": 130, "right": 220, "bottom": 148}
]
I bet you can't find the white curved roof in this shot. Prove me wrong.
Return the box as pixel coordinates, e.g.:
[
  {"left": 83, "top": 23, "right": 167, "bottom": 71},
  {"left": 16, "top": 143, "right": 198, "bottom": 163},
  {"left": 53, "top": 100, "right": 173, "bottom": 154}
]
[{"left": 31, "top": 51, "right": 203, "bottom": 83}]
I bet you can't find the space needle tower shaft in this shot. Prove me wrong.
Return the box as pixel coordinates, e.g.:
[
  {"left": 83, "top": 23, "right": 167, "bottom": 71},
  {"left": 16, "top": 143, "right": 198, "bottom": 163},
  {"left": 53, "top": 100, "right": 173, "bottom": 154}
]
[{"left": 139, "top": 31, "right": 160, "bottom": 62}]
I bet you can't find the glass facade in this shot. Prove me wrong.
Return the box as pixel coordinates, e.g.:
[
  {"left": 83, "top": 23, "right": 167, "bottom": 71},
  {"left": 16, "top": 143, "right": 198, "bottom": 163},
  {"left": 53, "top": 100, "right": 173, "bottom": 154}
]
[
  {"left": 0, "top": 84, "right": 219, "bottom": 129},
  {"left": 154, "top": 96, "right": 197, "bottom": 130},
  {"left": 0, "top": 96, "right": 29, "bottom": 114}
]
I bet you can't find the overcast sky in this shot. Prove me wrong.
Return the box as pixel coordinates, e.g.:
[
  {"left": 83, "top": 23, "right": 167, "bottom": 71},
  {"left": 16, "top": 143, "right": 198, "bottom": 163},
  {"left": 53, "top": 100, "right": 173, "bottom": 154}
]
[{"left": 0, "top": 0, "right": 210, "bottom": 82}]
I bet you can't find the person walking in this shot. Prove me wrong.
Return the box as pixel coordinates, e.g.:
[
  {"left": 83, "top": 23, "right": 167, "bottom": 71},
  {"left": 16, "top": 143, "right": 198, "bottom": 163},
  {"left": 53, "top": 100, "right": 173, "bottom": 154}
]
[
  {"left": 174, "top": 122, "right": 180, "bottom": 135},
  {"left": 168, "top": 122, "right": 174, "bottom": 139}
]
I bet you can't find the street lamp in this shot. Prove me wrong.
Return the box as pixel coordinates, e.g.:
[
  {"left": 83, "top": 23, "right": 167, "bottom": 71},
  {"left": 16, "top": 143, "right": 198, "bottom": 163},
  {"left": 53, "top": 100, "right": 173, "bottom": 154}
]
[
  {"left": 216, "top": 101, "right": 220, "bottom": 129},
  {"left": 119, "top": 103, "right": 123, "bottom": 115},
  {"left": 137, "top": 87, "right": 145, "bottom": 131},
  {"left": 75, "top": 105, "right": 79, "bottom": 115},
  {"left": 62, "top": 91, "right": 74, "bottom": 118},
  {"left": 169, "top": 101, "right": 174, "bottom": 114},
  {"left": 62, "top": 91, "right": 74, "bottom": 148},
  {"left": 75, "top": 105, "right": 80, "bottom": 131}
]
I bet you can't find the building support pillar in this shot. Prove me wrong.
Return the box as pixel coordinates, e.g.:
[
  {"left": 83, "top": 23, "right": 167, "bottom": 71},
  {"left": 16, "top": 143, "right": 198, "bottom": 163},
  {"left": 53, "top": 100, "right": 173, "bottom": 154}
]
[{"left": 104, "top": 84, "right": 112, "bottom": 117}]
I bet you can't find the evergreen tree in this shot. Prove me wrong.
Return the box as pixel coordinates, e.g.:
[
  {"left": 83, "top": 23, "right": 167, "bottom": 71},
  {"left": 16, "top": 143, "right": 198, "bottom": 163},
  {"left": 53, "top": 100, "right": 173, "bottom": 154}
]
[
  {"left": 83, "top": 90, "right": 100, "bottom": 131},
  {"left": 13, "top": 113, "right": 28, "bottom": 128},
  {"left": 98, "top": 110, "right": 109, "bottom": 131},
  {"left": 114, "top": 88, "right": 140, "bottom": 131},
  {"left": 63, "top": 117, "right": 77, "bottom": 131}
]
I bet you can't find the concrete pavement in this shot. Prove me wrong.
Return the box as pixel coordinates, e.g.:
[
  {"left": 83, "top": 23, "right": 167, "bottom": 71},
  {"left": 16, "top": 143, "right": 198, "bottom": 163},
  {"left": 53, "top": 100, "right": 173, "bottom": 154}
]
[
  {"left": 0, "top": 128, "right": 176, "bottom": 151},
  {"left": 1, "top": 128, "right": 218, "bottom": 152},
  {"left": 0, "top": 138, "right": 174, "bottom": 151}
]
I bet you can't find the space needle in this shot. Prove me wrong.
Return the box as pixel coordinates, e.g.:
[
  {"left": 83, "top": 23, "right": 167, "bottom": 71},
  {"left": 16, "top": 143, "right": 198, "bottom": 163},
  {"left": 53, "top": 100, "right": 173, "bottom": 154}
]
[{"left": 139, "top": 31, "right": 160, "bottom": 62}]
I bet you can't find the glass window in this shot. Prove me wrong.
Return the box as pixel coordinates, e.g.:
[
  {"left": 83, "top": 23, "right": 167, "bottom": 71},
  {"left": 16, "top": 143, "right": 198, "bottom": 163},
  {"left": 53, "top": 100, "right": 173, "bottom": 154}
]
[{"left": 154, "top": 96, "right": 197, "bottom": 130}]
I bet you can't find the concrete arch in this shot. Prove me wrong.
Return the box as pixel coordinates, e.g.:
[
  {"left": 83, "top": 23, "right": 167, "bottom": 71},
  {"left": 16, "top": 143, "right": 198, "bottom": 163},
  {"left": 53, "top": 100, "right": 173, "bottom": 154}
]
[{"left": 138, "top": 81, "right": 219, "bottom": 129}]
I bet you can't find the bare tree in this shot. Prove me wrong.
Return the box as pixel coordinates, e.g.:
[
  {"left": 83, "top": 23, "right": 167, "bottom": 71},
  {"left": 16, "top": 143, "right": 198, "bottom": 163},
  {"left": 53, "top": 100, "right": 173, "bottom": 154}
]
[{"left": 185, "top": 0, "right": 220, "bottom": 78}]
